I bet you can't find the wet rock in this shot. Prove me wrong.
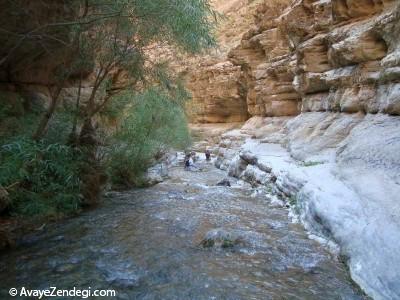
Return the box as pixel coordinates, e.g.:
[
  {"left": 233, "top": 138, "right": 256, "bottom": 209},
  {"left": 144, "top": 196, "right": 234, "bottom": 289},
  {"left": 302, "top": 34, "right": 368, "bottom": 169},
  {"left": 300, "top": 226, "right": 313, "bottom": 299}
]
[
  {"left": 240, "top": 165, "right": 274, "bottom": 187},
  {"left": 239, "top": 151, "right": 258, "bottom": 165},
  {"left": 228, "top": 156, "right": 248, "bottom": 177},
  {"left": 269, "top": 196, "right": 286, "bottom": 208},
  {"left": 216, "top": 179, "right": 231, "bottom": 187},
  {"left": 257, "top": 162, "right": 272, "bottom": 173},
  {"left": 201, "top": 229, "right": 242, "bottom": 249},
  {"left": 96, "top": 259, "right": 142, "bottom": 288},
  {"left": 143, "top": 163, "right": 169, "bottom": 186},
  {"left": 55, "top": 263, "right": 76, "bottom": 273}
]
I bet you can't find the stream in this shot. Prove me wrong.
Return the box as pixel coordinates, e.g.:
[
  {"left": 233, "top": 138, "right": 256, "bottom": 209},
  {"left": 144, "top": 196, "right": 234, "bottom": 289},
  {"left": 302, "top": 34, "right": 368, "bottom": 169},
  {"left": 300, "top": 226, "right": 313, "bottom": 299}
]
[{"left": 0, "top": 156, "right": 366, "bottom": 299}]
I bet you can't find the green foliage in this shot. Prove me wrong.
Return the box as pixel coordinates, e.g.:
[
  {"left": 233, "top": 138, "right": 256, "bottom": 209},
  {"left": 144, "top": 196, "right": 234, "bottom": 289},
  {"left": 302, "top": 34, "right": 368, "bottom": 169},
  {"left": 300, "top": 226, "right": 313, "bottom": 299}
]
[
  {"left": 221, "top": 238, "right": 235, "bottom": 249},
  {"left": 106, "top": 88, "right": 191, "bottom": 186},
  {"left": 0, "top": 102, "right": 75, "bottom": 147},
  {"left": 0, "top": 92, "right": 31, "bottom": 139},
  {"left": 0, "top": 138, "right": 82, "bottom": 217},
  {"left": 0, "top": 102, "right": 82, "bottom": 217},
  {"left": 44, "top": 111, "right": 76, "bottom": 145},
  {"left": 85, "top": 0, "right": 217, "bottom": 52},
  {"left": 0, "top": 92, "right": 24, "bottom": 118},
  {"left": 77, "top": 0, "right": 218, "bottom": 95},
  {"left": 0, "top": 113, "right": 38, "bottom": 141},
  {"left": 100, "top": 90, "right": 132, "bottom": 120},
  {"left": 0, "top": 0, "right": 216, "bottom": 216}
]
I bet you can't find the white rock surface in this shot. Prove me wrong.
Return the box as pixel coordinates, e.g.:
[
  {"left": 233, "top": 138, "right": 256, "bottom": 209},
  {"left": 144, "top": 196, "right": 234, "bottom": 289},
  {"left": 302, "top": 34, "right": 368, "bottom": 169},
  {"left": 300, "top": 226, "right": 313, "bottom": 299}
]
[{"left": 214, "top": 113, "right": 400, "bottom": 300}]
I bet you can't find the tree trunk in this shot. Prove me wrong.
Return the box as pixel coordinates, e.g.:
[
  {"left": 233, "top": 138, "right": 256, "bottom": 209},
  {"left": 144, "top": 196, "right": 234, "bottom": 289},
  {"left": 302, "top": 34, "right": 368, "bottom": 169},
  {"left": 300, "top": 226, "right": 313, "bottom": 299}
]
[
  {"left": 32, "top": 87, "right": 62, "bottom": 141},
  {"left": 68, "top": 76, "right": 82, "bottom": 145}
]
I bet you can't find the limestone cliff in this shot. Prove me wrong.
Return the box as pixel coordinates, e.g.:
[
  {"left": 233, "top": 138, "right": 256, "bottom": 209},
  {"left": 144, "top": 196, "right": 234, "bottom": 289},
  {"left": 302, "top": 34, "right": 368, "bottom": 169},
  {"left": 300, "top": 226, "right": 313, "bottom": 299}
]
[
  {"left": 187, "top": 61, "right": 248, "bottom": 123},
  {"left": 188, "top": 1, "right": 400, "bottom": 299},
  {"left": 188, "top": 0, "right": 400, "bottom": 122},
  {"left": 186, "top": 0, "right": 267, "bottom": 123}
]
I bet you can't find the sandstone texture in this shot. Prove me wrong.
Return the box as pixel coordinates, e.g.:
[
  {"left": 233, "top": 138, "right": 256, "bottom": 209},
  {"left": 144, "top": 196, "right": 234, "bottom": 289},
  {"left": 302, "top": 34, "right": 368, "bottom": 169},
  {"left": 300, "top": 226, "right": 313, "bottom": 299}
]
[
  {"left": 188, "top": 2, "right": 400, "bottom": 297},
  {"left": 186, "top": 0, "right": 268, "bottom": 123},
  {"left": 188, "top": 0, "right": 400, "bottom": 122},
  {"left": 187, "top": 62, "right": 248, "bottom": 123}
]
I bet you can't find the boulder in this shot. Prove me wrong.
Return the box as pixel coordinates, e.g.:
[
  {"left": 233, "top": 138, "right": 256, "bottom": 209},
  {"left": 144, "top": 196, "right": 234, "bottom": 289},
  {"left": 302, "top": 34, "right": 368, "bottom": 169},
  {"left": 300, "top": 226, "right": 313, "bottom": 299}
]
[
  {"left": 239, "top": 151, "right": 258, "bottom": 165},
  {"left": 216, "top": 178, "right": 231, "bottom": 187},
  {"left": 201, "top": 229, "right": 241, "bottom": 249},
  {"left": 143, "top": 163, "right": 169, "bottom": 186},
  {"left": 228, "top": 156, "right": 247, "bottom": 177},
  {"left": 257, "top": 162, "right": 272, "bottom": 173}
]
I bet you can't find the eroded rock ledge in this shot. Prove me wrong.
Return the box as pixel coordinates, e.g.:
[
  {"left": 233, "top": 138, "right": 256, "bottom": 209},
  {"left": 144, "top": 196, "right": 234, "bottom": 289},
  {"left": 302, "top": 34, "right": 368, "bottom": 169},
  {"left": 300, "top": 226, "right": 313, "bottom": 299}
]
[
  {"left": 188, "top": 3, "right": 400, "bottom": 296},
  {"left": 188, "top": 0, "right": 400, "bottom": 122},
  {"left": 200, "top": 112, "right": 400, "bottom": 300}
]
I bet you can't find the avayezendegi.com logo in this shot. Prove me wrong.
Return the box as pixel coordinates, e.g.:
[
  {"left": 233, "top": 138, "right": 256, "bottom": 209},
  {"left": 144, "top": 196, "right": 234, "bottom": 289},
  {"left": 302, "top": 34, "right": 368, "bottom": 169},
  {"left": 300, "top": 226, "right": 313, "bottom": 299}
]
[{"left": 9, "top": 287, "right": 116, "bottom": 299}]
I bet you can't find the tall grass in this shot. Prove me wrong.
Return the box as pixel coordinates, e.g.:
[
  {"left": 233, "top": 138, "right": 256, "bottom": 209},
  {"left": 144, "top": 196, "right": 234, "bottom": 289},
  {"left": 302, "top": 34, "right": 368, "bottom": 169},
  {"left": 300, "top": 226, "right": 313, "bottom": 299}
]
[
  {"left": 0, "top": 138, "right": 82, "bottom": 217},
  {"left": 0, "top": 92, "right": 82, "bottom": 217}
]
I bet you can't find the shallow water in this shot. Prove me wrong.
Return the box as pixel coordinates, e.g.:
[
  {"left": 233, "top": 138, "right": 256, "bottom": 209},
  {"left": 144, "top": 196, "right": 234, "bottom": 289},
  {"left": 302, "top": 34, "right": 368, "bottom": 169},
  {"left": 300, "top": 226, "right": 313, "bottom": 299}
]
[{"left": 0, "top": 159, "right": 365, "bottom": 299}]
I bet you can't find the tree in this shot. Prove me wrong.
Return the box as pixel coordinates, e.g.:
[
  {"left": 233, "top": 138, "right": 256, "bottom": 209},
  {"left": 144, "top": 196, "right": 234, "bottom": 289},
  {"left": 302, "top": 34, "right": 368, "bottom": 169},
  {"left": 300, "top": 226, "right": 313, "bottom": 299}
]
[
  {"left": 0, "top": 0, "right": 217, "bottom": 141},
  {"left": 0, "top": 0, "right": 92, "bottom": 141},
  {"left": 0, "top": 0, "right": 218, "bottom": 210},
  {"left": 74, "top": 0, "right": 218, "bottom": 143}
]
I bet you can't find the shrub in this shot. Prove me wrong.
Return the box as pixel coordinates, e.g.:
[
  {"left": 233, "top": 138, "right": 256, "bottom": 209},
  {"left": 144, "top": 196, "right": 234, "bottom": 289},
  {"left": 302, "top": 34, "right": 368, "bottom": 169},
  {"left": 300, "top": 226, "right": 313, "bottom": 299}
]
[
  {"left": 106, "top": 88, "right": 191, "bottom": 186},
  {"left": 0, "top": 138, "right": 82, "bottom": 217}
]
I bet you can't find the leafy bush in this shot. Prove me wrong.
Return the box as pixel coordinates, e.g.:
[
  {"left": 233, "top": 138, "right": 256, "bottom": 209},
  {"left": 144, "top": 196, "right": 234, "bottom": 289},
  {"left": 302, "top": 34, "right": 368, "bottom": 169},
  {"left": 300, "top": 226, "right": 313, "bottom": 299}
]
[
  {"left": 106, "top": 88, "right": 191, "bottom": 186},
  {"left": 0, "top": 138, "right": 82, "bottom": 217},
  {"left": 0, "top": 92, "right": 41, "bottom": 141},
  {"left": 44, "top": 111, "right": 76, "bottom": 145}
]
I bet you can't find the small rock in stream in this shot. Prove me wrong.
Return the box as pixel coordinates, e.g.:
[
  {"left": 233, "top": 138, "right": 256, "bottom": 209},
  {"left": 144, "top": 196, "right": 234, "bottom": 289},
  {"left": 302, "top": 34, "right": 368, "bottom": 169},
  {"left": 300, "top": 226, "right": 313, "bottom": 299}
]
[
  {"left": 200, "top": 229, "right": 243, "bottom": 249},
  {"left": 239, "top": 151, "right": 258, "bottom": 165},
  {"left": 216, "top": 179, "right": 231, "bottom": 187}
]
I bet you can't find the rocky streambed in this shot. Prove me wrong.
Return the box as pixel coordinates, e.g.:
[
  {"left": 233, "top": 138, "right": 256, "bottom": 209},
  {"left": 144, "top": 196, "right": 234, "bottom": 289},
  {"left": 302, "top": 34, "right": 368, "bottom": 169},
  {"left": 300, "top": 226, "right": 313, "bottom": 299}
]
[{"left": 0, "top": 156, "right": 367, "bottom": 299}]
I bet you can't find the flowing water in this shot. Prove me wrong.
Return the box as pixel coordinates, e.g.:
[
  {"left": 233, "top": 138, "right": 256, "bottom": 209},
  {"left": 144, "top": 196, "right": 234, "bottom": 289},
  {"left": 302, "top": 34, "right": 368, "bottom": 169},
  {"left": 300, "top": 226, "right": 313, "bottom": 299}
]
[{"left": 0, "top": 157, "right": 365, "bottom": 299}]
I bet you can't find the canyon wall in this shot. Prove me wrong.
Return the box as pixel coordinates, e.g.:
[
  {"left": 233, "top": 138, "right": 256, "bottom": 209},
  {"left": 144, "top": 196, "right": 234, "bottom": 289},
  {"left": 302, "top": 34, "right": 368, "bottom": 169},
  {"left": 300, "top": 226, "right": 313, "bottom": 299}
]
[
  {"left": 187, "top": 61, "right": 248, "bottom": 123},
  {"left": 189, "top": 1, "right": 400, "bottom": 299},
  {"left": 0, "top": 1, "right": 94, "bottom": 117},
  {"left": 186, "top": 0, "right": 265, "bottom": 123},
  {"left": 188, "top": 0, "right": 400, "bottom": 122}
]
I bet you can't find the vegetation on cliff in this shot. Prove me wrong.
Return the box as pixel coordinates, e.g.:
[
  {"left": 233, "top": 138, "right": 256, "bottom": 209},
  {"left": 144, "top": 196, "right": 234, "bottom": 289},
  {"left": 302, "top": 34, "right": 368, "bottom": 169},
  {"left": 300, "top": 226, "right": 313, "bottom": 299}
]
[{"left": 0, "top": 0, "right": 217, "bottom": 218}]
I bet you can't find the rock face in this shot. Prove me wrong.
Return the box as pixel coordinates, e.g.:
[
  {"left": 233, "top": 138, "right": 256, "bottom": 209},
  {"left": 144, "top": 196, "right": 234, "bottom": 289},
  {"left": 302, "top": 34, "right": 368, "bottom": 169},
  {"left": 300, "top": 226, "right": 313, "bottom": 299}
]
[
  {"left": 187, "top": 62, "right": 248, "bottom": 123},
  {"left": 188, "top": 1, "right": 400, "bottom": 298},
  {"left": 211, "top": 113, "right": 400, "bottom": 300},
  {"left": 0, "top": 1, "right": 79, "bottom": 87},
  {"left": 188, "top": 0, "right": 400, "bottom": 122},
  {"left": 228, "top": 0, "right": 298, "bottom": 117},
  {"left": 0, "top": 1, "right": 94, "bottom": 116}
]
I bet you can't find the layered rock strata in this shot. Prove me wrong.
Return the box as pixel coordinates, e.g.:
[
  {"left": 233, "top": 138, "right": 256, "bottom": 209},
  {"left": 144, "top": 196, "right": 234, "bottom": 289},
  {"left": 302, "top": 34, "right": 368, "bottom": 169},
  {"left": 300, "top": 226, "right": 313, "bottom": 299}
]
[
  {"left": 187, "top": 62, "right": 248, "bottom": 123},
  {"left": 188, "top": 1, "right": 400, "bottom": 298},
  {"left": 188, "top": 0, "right": 400, "bottom": 122}
]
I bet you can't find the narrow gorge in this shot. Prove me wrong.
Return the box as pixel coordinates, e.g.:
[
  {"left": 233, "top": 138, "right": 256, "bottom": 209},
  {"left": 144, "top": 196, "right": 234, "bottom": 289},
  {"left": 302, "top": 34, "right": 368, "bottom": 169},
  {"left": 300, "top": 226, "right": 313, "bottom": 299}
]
[{"left": 0, "top": 1, "right": 399, "bottom": 299}]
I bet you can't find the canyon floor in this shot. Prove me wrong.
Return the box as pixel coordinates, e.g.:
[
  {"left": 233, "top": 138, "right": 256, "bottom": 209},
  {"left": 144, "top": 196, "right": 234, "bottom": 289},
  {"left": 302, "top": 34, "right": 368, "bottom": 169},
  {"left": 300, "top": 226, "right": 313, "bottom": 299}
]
[{"left": 0, "top": 155, "right": 367, "bottom": 300}]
